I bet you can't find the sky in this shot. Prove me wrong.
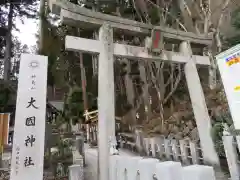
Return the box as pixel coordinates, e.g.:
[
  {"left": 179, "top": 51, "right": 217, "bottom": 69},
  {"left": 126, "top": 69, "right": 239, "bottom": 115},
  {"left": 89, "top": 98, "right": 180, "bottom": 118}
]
[{"left": 14, "top": 17, "right": 38, "bottom": 47}]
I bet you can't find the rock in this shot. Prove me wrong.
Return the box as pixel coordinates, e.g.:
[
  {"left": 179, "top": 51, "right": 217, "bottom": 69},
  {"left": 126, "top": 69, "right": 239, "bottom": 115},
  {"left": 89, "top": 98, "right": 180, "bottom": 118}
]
[
  {"left": 175, "top": 132, "right": 183, "bottom": 139},
  {"left": 168, "top": 124, "right": 174, "bottom": 131},
  {"left": 168, "top": 133, "right": 175, "bottom": 139},
  {"left": 150, "top": 124, "right": 162, "bottom": 133},
  {"left": 182, "top": 126, "right": 190, "bottom": 135},
  {"left": 211, "top": 106, "right": 223, "bottom": 117},
  {"left": 161, "top": 127, "right": 169, "bottom": 136},
  {"left": 172, "top": 125, "right": 179, "bottom": 133},
  {"left": 190, "top": 127, "right": 199, "bottom": 141},
  {"left": 186, "top": 120, "right": 195, "bottom": 129}
]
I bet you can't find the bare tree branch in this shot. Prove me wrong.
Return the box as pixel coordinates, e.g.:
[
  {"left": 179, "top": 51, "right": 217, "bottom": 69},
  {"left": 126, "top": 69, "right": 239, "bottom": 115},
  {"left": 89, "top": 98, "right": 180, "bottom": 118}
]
[{"left": 163, "top": 65, "right": 182, "bottom": 104}]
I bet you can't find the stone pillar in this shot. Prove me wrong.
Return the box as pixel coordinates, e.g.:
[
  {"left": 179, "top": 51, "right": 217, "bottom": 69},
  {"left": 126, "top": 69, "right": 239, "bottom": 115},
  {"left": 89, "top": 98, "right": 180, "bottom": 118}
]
[
  {"left": 98, "top": 23, "right": 115, "bottom": 180},
  {"left": 93, "top": 125, "right": 97, "bottom": 142},
  {"left": 155, "top": 161, "right": 182, "bottom": 180},
  {"left": 182, "top": 165, "right": 216, "bottom": 180},
  {"left": 180, "top": 41, "right": 219, "bottom": 166},
  {"left": 69, "top": 165, "right": 83, "bottom": 180},
  {"left": 75, "top": 136, "right": 85, "bottom": 166},
  {"left": 138, "top": 159, "right": 159, "bottom": 180},
  {"left": 86, "top": 124, "right": 90, "bottom": 142},
  {"left": 222, "top": 136, "right": 240, "bottom": 180}
]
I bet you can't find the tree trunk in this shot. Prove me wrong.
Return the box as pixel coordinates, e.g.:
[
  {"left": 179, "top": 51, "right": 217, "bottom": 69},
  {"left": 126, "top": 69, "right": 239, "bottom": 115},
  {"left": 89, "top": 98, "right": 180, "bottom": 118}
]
[
  {"left": 92, "top": 31, "right": 98, "bottom": 76},
  {"left": 79, "top": 53, "right": 90, "bottom": 142},
  {"left": 148, "top": 61, "right": 164, "bottom": 129},
  {"left": 139, "top": 61, "right": 151, "bottom": 122},
  {"left": 209, "top": 0, "right": 231, "bottom": 89},
  {"left": 214, "top": 0, "right": 232, "bottom": 52},
  {"left": 123, "top": 59, "right": 136, "bottom": 125},
  {"left": 4, "top": 2, "right": 14, "bottom": 81},
  {"left": 80, "top": 53, "right": 88, "bottom": 112},
  {"left": 178, "top": 0, "right": 195, "bottom": 32}
]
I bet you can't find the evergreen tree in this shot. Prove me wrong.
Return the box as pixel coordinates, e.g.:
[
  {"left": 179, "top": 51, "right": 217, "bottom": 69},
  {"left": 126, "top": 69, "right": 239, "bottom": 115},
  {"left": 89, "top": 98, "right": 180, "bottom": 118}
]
[
  {"left": 0, "top": 0, "right": 38, "bottom": 80},
  {"left": 0, "top": 0, "right": 37, "bottom": 109},
  {"left": 227, "top": 7, "right": 240, "bottom": 46}
]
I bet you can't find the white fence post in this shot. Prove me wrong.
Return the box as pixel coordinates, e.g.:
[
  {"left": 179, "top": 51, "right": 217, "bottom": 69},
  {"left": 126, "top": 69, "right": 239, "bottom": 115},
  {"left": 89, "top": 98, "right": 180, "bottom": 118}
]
[
  {"left": 93, "top": 125, "right": 97, "bottom": 142},
  {"left": 69, "top": 165, "right": 84, "bottom": 180},
  {"left": 179, "top": 140, "right": 189, "bottom": 165},
  {"left": 182, "top": 165, "right": 215, "bottom": 180},
  {"left": 235, "top": 135, "right": 240, "bottom": 151},
  {"left": 138, "top": 158, "right": 159, "bottom": 180},
  {"left": 110, "top": 156, "right": 216, "bottom": 180},
  {"left": 222, "top": 135, "right": 240, "bottom": 180},
  {"left": 171, "top": 140, "right": 180, "bottom": 161},
  {"left": 116, "top": 155, "right": 127, "bottom": 180},
  {"left": 135, "top": 129, "right": 144, "bottom": 154},
  {"left": 109, "top": 155, "right": 121, "bottom": 180},
  {"left": 150, "top": 138, "right": 156, "bottom": 157},
  {"left": 157, "top": 137, "right": 164, "bottom": 158},
  {"left": 155, "top": 161, "right": 182, "bottom": 180},
  {"left": 164, "top": 139, "right": 171, "bottom": 159},
  {"left": 144, "top": 138, "right": 150, "bottom": 156},
  {"left": 189, "top": 142, "right": 199, "bottom": 164},
  {"left": 115, "top": 156, "right": 143, "bottom": 180}
]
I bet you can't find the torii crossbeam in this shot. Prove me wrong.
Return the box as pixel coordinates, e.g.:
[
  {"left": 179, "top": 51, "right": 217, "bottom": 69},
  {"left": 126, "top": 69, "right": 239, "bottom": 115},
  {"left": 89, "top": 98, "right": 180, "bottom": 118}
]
[{"left": 49, "top": 0, "right": 212, "bottom": 46}]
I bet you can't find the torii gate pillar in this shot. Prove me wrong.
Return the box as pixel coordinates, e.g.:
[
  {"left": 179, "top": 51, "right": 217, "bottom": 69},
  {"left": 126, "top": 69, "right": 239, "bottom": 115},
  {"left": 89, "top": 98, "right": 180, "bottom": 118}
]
[
  {"left": 180, "top": 41, "right": 219, "bottom": 166},
  {"left": 98, "top": 24, "right": 115, "bottom": 180}
]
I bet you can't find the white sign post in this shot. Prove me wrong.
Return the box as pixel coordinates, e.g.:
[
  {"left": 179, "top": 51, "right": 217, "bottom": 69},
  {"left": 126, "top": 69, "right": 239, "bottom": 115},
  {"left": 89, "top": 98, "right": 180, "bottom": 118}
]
[
  {"left": 216, "top": 44, "right": 240, "bottom": 129},
  {"left": 10, "top": 54, "right": 48, "bottom": 180}
]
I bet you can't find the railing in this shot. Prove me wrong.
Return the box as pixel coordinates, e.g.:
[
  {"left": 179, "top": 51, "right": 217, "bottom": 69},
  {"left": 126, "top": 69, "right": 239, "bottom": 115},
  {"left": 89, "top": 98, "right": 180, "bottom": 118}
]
[
  {"left": 119, "top": 133, "right": 204, "bottom": 165},
  {"left": 142, "top": 137, "right": 203, "bottom": 165},
  {"left": 222, "top": 135, "right": 240, "bottom": 180},
  {"left": 81, "top": 130, "right": 240, "bottom": 180},
  {"left": 110, "top": 155, "right": 216, "bottom": 180}
]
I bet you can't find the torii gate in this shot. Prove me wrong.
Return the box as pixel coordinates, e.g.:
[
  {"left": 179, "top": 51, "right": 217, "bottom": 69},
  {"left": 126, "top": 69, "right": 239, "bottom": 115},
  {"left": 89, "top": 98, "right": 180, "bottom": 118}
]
[
  {"left": 48, "top": 1, "right": 219, "bottom": 180},
  {"left": 66, "top": 25, "right": 219, "bottom": 179}
]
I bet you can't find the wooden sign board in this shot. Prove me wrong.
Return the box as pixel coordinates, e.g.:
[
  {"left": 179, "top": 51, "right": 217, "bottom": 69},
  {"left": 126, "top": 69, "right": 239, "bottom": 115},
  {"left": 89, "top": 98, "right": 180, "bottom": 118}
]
[
  {"left": 10, "top": 54, "right": 48, "bottom": 180},
  {"left": 0, "top": 113, "right": 10, "bottom": 147},
  {"left": 216, "top": 44, "right": 240, "bottom": 129},
  {"left": 151, "top": 29, "right": 164, "bottom": 53}
]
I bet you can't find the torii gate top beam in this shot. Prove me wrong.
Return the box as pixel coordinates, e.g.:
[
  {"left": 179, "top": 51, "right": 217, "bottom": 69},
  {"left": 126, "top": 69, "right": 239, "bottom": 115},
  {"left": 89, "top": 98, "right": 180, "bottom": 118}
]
[
  {"left": 49, "top": 0, "right": 212, "bottom": 46},
  {"left": 66, "top": 36, "right": 210, "bottom": 65}
]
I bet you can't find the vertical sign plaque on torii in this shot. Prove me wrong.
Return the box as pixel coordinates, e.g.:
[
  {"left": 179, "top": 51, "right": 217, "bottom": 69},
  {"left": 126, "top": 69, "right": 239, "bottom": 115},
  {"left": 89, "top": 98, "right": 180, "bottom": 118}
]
[{"left": 10, "top": 54, "right": 48, "bottom": 180}]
